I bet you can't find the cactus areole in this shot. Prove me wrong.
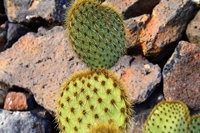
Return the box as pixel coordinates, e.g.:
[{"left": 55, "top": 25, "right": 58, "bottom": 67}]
[{"left": 66, "top": 0, "right": 126, "bottom": 70}]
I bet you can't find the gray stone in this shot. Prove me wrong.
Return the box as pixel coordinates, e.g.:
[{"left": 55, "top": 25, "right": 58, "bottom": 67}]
[
  {"left": 137, "top": 0, "right": 196, "bottom": 62},
  {"left": 186, "top": 10, "right": 200, "bottom": 45},
  {"left": 0, "top": 109, "right": 53, "bottom": 133},
  {"left": 4, "top": 0, "right": 72, "bottom": 24},
  {"left": 130, "top": 109, "right": 151, "bottom": 133},
  {"left": 163, "top": 41, "right": 200, "bottom": 110},
  {"left": 0, "top": 26, "right": 161, "bottom": 113},
  {"left": 5, "top": 23, "right": 30, "bottom": 49}
]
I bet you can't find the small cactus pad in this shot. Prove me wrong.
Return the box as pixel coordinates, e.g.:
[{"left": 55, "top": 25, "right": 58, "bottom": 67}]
[
  {"left": 89, "top": 122, "right": 122, "bottom": 133},
  {"left": 56, "top": 70, "right": 131, "bottom": 133},
  {"left": 188, "top": 115, "right": 200, "bottom": 133},
  {"left": 67, "top": 0, "right": 126, "bottom": 69},
  {"left": 144, "top": 101, "right": 189, "bottom": 133}
]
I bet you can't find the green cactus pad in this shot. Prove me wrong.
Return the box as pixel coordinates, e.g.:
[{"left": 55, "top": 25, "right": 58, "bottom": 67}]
[
  {"left": 144, "top": 101, "right": 190, "bottom": 133},
  {"left": 66, "top": 0, "right": 127, "bottom": 70},
  {"left": 188, "top": 115, "right": 200, "bottom": 133},
  {"left": 56, "top": 70, "right": 131, "bottom": 133}
]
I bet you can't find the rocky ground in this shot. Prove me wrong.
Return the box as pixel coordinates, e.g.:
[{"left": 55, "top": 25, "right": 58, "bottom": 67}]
[{"left": 0, "top": 0, "right": 199, "bottom": 133}]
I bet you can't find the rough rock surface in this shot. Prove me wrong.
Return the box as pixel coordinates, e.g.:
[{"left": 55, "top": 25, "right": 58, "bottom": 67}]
[
  {"left": 137, "top": 0, "right": 196, "bottom": 61},
  {"left": 0, "top": 26, "right": 161, "bottom": 113},
  {"left": 103, "top": 0, "right": 160, "bottom": 19},
  {"left": 111, "top": 56, "right": 161, "bottom": 103},
  {"left": 163, "top": 41, "right": 200, "bottom": 110},
  {"left": 5, "top": 23, "right": 30, "bottom": 49},
  {"left": 0, "top": 26, "right": 87, "bottom": 113},
  {"left": 125, "top": 14, "right": 150, "bottom": 48},
  {"left": 0, "top": 27, "right": 6, "bottom": 52},
  {"left": 186, "top": 10, "right": 200, "bottom": 45},
  {"left": 4, "top": 0, "right": 71, "bottom": 24},
  {"left": 4, "top": 92, "right": 28, "bottom": 111},
  {"left": 0, "top": 109, "right": 53, "bottom": 133}
]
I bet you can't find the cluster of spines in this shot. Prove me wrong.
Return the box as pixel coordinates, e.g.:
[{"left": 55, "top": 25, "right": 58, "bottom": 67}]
[
  {"left": 56, "top": 70, "right": 132, "bottom": 133},
  {"left": 66, "top": 0, "right": 127, "bottom": 69}
]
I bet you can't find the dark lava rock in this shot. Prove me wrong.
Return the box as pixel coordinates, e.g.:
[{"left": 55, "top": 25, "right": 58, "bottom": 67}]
[
  {"left": 186, "top": 10, "right": 200, "bottom": 45},
  {"left": 4, "top": 0, "right": 72, "bottom": 24},
  {"left": 163, "top": 41, "right": 200, "bottom": 110}
]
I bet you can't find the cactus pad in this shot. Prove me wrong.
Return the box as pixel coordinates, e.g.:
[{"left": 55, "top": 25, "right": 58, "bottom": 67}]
[
  {"left": 67, "top": 0, "right": 126, "bottom": 69},
  {"left": 188, "top": 115, "right": 200, "bottom": 133},
  {"left": 89, "top": 122, "right": 122, "bottom": 133},
  {"left": 56, "top": 70, "right": 131, "bottom": 133},
  {"left": 144, "top": 101, "right": 189, "bottom": 133}
]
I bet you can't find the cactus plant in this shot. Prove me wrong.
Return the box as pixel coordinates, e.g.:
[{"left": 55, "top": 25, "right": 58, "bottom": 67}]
[
  {"left": 144, "top": 101, "right": 190, "bottom": 133},
  {"left": 188, "top": 115, "right": 200, "bottom": 133},
  {"left": 66, "top": 0, "right": 127, "bottom": 70},
  {"left": 89, "top": 122, "right": 122, "bottom": 133},
  {"left": 56, "top": 70, "right": 132, "bottom": 133}
]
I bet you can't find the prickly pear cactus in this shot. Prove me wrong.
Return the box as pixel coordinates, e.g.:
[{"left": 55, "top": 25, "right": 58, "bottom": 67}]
[
  {"left": 56, "top": 70, "right": 131, "bottom": 133},
  {"left": 144, "top": 101, "right": 189, "bottom": 133},
  {"left": 89, "top": 122, "right": 122, "bottom": 133},
  {"left": 67, "top": 0, "right": 127, "bottom": 70},
  {"left": 188, "top": 115, "right": 200, "bottom": 133}
]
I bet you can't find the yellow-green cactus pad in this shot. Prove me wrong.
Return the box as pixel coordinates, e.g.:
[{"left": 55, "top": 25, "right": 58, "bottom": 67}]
[
  {"left": 66, "top": 0, "right": 126, "bottom": 70},
  {"left": 144, "top": 101, "right": 190, "bottom": 133},
  {"left": 89, "top": 122, "right": 122, "bottom": 133},
  {"left": 188, "top": 115, "right": 200, "bottom": 133},
  {"left": 56, "top": 70, "right": 132, "bottom": 133}
]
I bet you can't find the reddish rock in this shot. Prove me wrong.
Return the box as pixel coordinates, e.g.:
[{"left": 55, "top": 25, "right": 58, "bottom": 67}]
[
  {"left": 0, "top": 26, "right": 161, "bottom": 113},
  {"left": 125, "top": 14, "right": 150, "bottom": 49},
  {"left": 137, "top": 0, "right": 196, "bottom": 62},
  {"left": 0, "top": 26, "right": 87, "bottom": 113},
  {"left": 4, "top": 92, "right": 28, "bottom": 110},
  {"left": 111, "top": 56, "right": 161, "bottom": 103},
  {"left": 163, "top": 41, "right": 200, "bottom": 110},
  {"left": 103, "top": 0, "right": 160, "bottom": 18},
  {"left": 186, "top": 10, "right": 200, "bottom": 45}
]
